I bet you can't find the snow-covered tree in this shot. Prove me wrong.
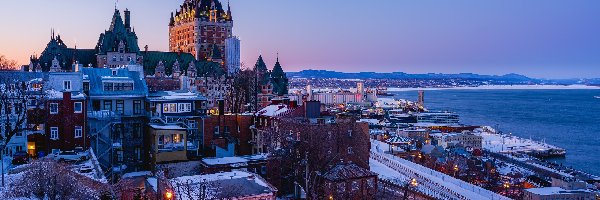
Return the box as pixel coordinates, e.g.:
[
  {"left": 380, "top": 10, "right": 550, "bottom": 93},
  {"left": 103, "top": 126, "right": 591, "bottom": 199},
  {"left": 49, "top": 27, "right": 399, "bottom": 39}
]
[{"left": 7, "top": 159, "right": 110, "bottom": 200}]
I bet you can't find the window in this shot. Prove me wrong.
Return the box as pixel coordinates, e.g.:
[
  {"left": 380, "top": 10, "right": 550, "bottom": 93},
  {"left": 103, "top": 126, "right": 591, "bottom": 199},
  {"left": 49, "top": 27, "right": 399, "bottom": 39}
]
[
  {"left": 83, "top": 82, "right": 90, "bottom": 92},
  {"left": 103, "top": 100, "right": 112, "bottom": 111},
  {"left": 188, "top": 120, "right": 197, "bottom": 129},
  {"left": 133, "top": 100, "right": 142, "bottom": 115},
  {"left": 112, "top": 70, "right": 117, "bottom": 76},
  {"left": 347, "top": 147, "right": 353, "bottom": 154},
  {"left": 50, "top": 127, "right": 59, "bottom": 140},
  {"left": 224, "top": 126, "right": 230, "bottom": 134},
  {"left": 50, "top": 103, "right": 59, "bottom": 114},
  {"left": 116, "top": 100, "right": 124, "bottom": 114},
  {"left": 178, "top": 103, "right": 192, "bottom": 112},
  {"left": 74, "top": 102, "right": 82, "bottom": 113},
  {"left": 351, "top": 181, "right": 360, "bottom": 191},
  {"left": 103, "top": 82, "right": 114, "bottom": 91},
  {"left": 348, "top": 130, "right": 353, "bottom": 137},
  {"left": 163, "top": 103, "right": 178, "bottom": 113},
  {"left": 133, "top": 123, "right": 141, "bottom": 138},
  {"left": 16, "top": 146, "right": 23, "bottom": 152},
  {"left": 213, "top": 126, "right": 219, "bottom": 135},
  {"left": 63, "top": 80, "right": 71, "bottom": 91},
  {"left": 135, "top": 147, "right": 141, "bottom": 160},
  {"left": 75, "top": 126, "right": 82, "bottom": 138},
  {"left": 117, "top": 151, "right": 123, "bottom": 162}
]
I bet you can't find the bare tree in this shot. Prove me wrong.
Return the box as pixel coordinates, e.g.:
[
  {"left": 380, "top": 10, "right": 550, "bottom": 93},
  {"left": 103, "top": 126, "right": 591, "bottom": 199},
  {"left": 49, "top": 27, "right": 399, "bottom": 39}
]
[
  {"left": 0, "top": 75, "right": 47, "bottom": 186},
  {"left": 7, "top": 159, "right": 110, "bottom": 200},
  {"left": 225, "top": 64, "right": 254, "bottom": 113},
  {"left": 0, "top": 54, "right": 18, "bottom": 71}
]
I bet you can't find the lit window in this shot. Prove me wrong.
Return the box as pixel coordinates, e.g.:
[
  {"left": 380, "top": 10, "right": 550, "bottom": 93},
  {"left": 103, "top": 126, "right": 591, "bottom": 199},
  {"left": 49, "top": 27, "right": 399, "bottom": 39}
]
[
  {"left": 50, "top": 103, "right": 59, "bottom": 114},
  {"left": 74, "top": 102, "right": 82, "bottom": 113},
  {"left": 75, "top": 126, "right": 82, "bottom": 138},
  {"left": 50, "top": 127, "right": 59, "bottom": 140}
]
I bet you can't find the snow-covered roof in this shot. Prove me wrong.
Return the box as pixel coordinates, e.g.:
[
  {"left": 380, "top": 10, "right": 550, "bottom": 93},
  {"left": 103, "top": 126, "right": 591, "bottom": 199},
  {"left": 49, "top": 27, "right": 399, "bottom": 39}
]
[
  {"left": 256, "top": 104, "right": 290, "bottom": 117},
  {"left": 170, "top": 171, "right": 276, "bottom": 200},
  {"left": 122, "top": 171, "right": 152, "bottom": 179},
  {"left": 386, "top": 136, "right": 411, "bottom": 144},
  {"left": 148, "top": 124, "right": 186, "bottom": 130},
  {"left": 202, "top": 154, "right": 267, "bottom": 166},
  {"left": 45, "top": 89, "right": 86, "bottom": 100}
]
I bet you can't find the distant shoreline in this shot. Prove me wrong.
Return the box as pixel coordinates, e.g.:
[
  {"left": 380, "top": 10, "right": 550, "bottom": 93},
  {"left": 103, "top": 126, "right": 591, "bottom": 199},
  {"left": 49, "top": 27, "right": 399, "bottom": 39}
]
[{"left": 387, "top": 85, "right": 600, "bottom": 92}]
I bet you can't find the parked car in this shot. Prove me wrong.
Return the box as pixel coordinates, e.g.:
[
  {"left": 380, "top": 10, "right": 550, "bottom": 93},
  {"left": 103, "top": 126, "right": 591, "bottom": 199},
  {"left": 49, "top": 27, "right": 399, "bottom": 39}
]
[
  {"left": 11, "top": 151, "right": 29, "bottom": 164},
  {"left": 51, "top": 151, "right": 88, "bottom": 162}
]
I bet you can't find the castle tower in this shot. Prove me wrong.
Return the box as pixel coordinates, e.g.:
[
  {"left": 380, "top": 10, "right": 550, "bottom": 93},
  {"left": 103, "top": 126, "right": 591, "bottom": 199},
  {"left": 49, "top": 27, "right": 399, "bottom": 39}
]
[{"left": 169, "top": 0, "right": 233, "bottom": 61}]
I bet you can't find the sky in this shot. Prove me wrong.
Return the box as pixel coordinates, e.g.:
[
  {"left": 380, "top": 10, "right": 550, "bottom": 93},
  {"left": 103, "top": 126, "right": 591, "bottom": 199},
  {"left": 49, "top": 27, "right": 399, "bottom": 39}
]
[{"left": 1, "top": 0, "right": 600, "bottom": 79}]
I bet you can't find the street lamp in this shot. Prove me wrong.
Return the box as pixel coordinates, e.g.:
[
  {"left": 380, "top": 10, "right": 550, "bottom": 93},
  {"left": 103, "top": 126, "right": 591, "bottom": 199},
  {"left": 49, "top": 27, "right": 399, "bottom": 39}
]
[
  {"left": 453, "top": 164, "right": 459, "bottom": 177},
  {"left": 503, "top": 181, "right": 510, "bottom": 196},
  {"left": 165, "top": 190, "right": 173, "bottom": 200}
]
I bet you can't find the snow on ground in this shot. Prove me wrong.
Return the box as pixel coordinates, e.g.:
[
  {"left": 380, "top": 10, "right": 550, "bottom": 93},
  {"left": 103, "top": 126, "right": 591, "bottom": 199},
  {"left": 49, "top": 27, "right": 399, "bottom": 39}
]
[
  {"left": 387, "top": 84, "right": 600, "bottom": 92},
  {"left": 496, "top": 162, "right": 534, "bottom": 177},
  {"left": 369, "top": 158, "right": 409, "bottom": 181},
  {"left": 528, "top": 162, "right": 574, "bottom": 178}
]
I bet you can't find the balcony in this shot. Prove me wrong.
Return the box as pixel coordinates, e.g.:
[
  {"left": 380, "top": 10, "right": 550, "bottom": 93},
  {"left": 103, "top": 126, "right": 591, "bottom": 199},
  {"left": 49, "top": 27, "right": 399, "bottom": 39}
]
[{"left": 88, "top": 110, "right": 121, "bottom": 120}]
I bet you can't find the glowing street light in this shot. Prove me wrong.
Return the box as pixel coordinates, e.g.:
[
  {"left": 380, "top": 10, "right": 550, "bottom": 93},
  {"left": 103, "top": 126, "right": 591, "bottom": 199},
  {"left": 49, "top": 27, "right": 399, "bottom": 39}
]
[
  {"left": 410, "top": 178, "right": 418, "bottom": 187},
  {"left": 165, "top": 191, "right": 173, "bottom": 200}
]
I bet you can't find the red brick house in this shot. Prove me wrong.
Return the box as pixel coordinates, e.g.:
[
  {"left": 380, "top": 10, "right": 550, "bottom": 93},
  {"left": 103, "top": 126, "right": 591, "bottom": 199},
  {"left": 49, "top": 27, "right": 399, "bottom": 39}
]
[
  {"left": 197, "top": 110, "right": 254, "bottom": 157},
  {"left": 44, "top": 91, "right": 88, "bottom": 153},
  {"left": 255, "top": 102, "right": 375, "bottom": 198}
]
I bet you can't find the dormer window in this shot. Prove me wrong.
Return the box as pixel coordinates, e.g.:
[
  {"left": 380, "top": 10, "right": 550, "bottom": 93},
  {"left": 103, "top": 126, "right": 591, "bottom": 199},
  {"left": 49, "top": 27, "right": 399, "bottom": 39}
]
[
  {"left": 112, "top": 70, "right": 117, "bottom": 76},
  {"left": 63, "top": 81, "right": 71, "bottom": 91}
]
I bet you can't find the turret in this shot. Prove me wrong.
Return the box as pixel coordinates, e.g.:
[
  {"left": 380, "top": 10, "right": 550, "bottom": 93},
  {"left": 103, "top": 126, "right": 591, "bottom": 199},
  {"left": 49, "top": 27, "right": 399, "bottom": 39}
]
[
  {"left": 169, "top": 12, "right": 175, "bottom": 26},
  {"left": 227, "top": 1, "right": 232, "bottom": 20}
]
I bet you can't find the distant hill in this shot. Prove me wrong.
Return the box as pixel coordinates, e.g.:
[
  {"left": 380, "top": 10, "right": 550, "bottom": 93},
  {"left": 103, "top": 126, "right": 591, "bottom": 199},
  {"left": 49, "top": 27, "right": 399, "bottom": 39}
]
[{"left": 286, "top": 70, "right": 535, "bottom": 82}]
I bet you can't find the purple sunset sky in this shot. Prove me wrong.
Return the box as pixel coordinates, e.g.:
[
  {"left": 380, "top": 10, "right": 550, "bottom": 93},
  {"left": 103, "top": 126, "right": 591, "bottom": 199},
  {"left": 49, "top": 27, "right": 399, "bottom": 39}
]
[{"left": 1, "top": 0, "right": 599, "bottom": 78}]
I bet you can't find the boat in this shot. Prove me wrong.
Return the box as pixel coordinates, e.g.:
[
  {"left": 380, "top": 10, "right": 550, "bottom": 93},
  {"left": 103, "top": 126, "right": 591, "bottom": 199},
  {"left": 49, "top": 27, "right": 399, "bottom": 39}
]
[{"left": 594, "top": 96, "right": 600, "bottom": 99}]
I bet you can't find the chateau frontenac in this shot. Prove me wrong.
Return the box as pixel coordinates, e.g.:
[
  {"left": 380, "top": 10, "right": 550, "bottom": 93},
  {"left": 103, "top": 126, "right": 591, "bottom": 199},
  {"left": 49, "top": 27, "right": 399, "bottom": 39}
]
[{"left": 169, "top": 0, "right": 233, "bottom": 66}]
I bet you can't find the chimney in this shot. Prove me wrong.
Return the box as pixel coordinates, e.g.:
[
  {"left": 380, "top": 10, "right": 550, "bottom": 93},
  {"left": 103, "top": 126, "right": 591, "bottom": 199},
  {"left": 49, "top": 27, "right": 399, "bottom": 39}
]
[
  {"left": 124, "top": 9, "right": 131, "bottom": 30},
  {"left": 218, "top": 99, "right": 225, "bottom": 116},
  {"left": 63, "top": 91, "right": 71, "bottom": 102}
]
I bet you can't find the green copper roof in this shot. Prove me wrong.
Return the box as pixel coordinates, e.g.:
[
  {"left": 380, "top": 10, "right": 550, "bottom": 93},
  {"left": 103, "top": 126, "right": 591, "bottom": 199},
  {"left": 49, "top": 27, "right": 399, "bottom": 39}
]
[{"left": 142, "top": 51, "right": 224, "bottom": 76}]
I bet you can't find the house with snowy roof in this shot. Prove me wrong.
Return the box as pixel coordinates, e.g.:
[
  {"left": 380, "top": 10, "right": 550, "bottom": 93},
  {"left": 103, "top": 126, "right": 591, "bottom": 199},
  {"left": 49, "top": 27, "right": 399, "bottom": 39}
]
[
  {"left": 83, "top": 67, "right": 149, "bottom": 174},
  {"left": 147, "top": 90, "right": 208, "bottom": 158},
  {"left": 34, "top": 72, "right": 89, "bottom": 155},
  {"left": 170, "top": 170, "right": 278, "bottom": 200},
  {"left": 0, "top": 71, "right": 46, "bottom": 157}
]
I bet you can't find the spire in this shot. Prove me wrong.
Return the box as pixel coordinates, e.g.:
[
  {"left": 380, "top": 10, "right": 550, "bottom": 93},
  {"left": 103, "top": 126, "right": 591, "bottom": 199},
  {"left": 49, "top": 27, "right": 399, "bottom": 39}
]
[{"left": 169, "top": 12, "right": 175, "bottom": 26}]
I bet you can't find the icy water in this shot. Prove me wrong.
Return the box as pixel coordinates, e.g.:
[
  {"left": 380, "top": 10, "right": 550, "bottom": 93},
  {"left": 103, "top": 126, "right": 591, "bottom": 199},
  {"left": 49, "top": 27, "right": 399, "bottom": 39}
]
[{"left": 391, "top": 89, "right": 600, "bottom": 176}]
